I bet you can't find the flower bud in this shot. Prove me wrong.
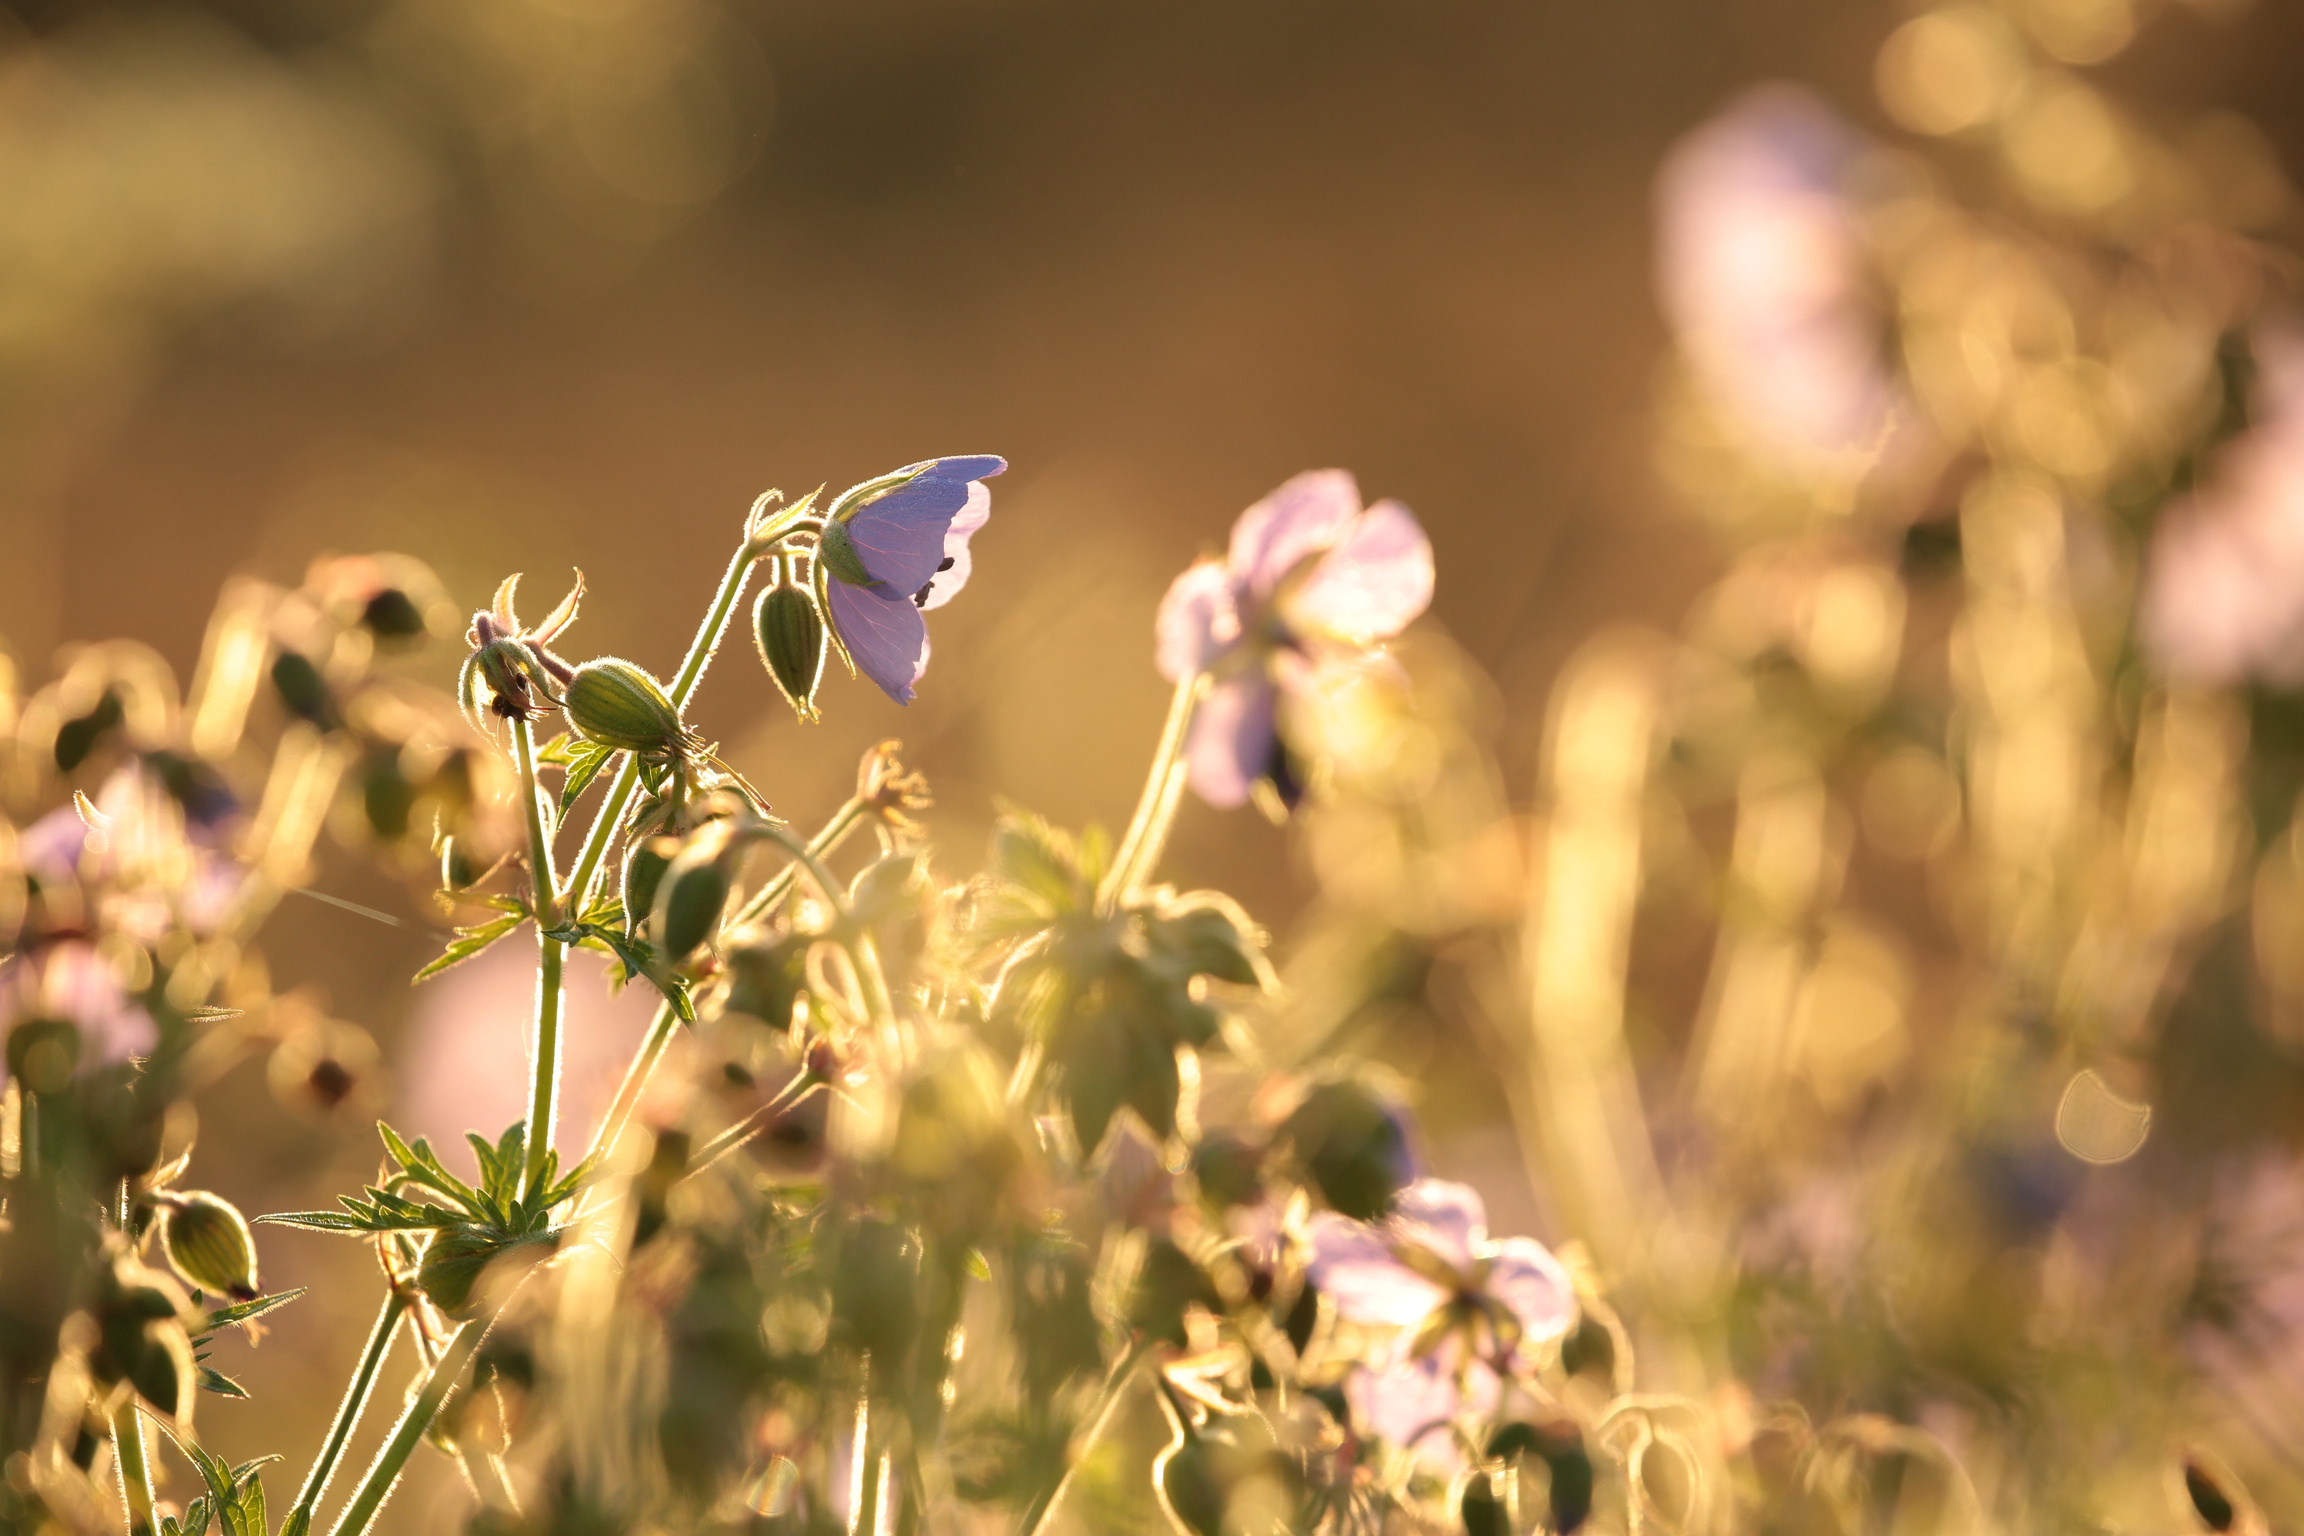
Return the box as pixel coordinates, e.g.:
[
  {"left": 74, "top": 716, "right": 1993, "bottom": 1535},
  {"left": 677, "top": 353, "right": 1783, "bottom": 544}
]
[
  {"left": 563, "top": 658, "right": 688, "bottom": 756},
  {"left": 418, "top": 1227, "right": 526, "bottom": 1317},
  {"left": 653, "top": 828, "right": 736, "bottom": 963},
  {"left": 622, "top": 835, "right": 678, "bottom": 939},
  {"left": 159, "top": 1191, "right": 260, "bottom": 1301},
  {"left": 752, "top": 582, "right": 826, "bottom": 723}
]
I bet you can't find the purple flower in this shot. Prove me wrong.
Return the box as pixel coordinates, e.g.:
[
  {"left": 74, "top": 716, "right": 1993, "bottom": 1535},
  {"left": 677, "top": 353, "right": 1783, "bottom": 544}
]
[
  {"left": 1305, "top": 1179, "right": 1576, "bottom": 1471},
  {"left": 1656, "top": 86, "right": 1895, "bottom": 467},
  {"left": 20, "top": 765, "right": 241, "bottom": 941},
  {"left": 2142, "top": 327, "right": 2304, "bottom": 685},
  {"left": 816, "top": 455, "right": 1006, "bottom": 704},
  {"left": 1155, "top": 471, "right": 1433, "bottom": 808},
  {"left": 0, "top": 941, "right": 159, "bottom": 1086}
]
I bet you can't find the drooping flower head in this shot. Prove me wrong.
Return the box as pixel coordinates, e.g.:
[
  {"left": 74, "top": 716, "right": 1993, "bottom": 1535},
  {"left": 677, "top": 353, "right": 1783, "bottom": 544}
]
[
  {"left": 459, "top": 570, "right": 584, "bottom": 726},
  {"left": 1156, "top": 470, "right": 1433, "bottom": 810},
  {"left": 2141, "top": 326, "right": 2304, "bottom": 685},
  {"left": 1656, "top": 85, "right": 1895, "bottom": 469},
  {"left": 813, "top": 455, "right": 1006, "bottom": 705},
  {"left": 1305, "top": 1179, "right": 1576, "bottom": 1471}
]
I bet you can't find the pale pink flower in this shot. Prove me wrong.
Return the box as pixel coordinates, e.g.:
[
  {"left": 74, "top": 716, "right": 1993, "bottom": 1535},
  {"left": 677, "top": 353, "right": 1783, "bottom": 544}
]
[
  {"left": 2142, "top": 327, "right": 2304, "bottom": 685},
  {"left": 1155, "top": 471, "right": 1433, "bottom": 809},
  {"left": 1305, "top": 1179, "right": 1576, "bottom": 1472},
  {"left": 0, "top": 941, "right": 158, "bottom": 1082},
  {"left": 1656, "top": 86, "right": 1895, "bottom": 467}
]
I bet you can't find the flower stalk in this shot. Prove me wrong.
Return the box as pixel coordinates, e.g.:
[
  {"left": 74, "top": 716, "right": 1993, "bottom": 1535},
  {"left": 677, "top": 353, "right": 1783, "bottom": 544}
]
[
  {"left": 1100, "top": 671, "right": 1205, "bottom": 909},
  {"left": 327, "top": 1315, "right": 487, "bottom": 1536},
  {"left": 112, "top": 1400, "right": 156, "bottom": 1536},
  {"left": 513, "top": 716, "right": 565, "bottom": 1192},
  {"left": 281, "top": 1288, "right": 412, "bottom": 1536}
]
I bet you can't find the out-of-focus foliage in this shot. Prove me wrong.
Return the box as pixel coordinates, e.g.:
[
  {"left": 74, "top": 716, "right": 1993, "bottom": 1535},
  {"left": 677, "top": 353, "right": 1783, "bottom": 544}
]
[{"left": 6, "top": 0, "right": 2304, "bottom": 1534}]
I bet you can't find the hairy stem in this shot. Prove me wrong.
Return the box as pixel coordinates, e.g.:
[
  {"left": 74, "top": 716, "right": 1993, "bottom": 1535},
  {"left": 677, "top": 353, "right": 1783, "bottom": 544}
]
[
  {"left": 283, "top": 1289, "right": 411, "bottom": 1536},
  {"left": 112, "top": 1401, "right": 155, "bottom": 1536},
  {"left": 1016, "top": 1342, "right": 1149, "bottom": 1536},
  {"left": 559, "top": 527, "right": 767, "bottom": 915},
  {"left": 582, "top": 798, "right": 872, "bottom": 1175},
  {"left": 327, "top": 1316, "right": 487, "bottom": 1536},
  {"left": 1100, "top": 672, "right": 1205, "bottom": 910},
  {"left": 514, "top": 718, "right": 567, "bottom": 1192}
]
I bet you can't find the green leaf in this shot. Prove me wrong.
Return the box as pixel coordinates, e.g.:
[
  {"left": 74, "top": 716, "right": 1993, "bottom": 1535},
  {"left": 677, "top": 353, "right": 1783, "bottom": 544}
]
[
  {"left": 180, "top": 1498, "right": 212, "bottom": 1536},
  {"left": 537, "top": 1150, "right": 602, "bottom": 1210},
  {"left": 192, "top": 1288, "right": 307, "bottom": 1339},
  {"left": 990, "top": 814, "right": 1089, "bottom": 914},
  {"left": 559, "top": 740, "right": 618, "bottom": 811},
  {"left": 251, "top": 1210, "right": 369, "bottom": 1234},
  {"left": 579, "top": 922, "right": 694, "bottom": 1020},
  {"left": 412, "top": 911, "right": 524, "bottom": 982},
  {"left": 533, "top": 731, "right": 577, "bottom": 766}
]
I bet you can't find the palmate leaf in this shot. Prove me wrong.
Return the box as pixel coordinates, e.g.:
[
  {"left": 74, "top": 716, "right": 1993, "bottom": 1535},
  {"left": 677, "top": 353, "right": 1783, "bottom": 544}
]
[
  {"left": 559, "top": 739, "right": 619, "bottom": 811},
  {"left": 378, "top": 1122, "right": 485, "bottom": 1213}
]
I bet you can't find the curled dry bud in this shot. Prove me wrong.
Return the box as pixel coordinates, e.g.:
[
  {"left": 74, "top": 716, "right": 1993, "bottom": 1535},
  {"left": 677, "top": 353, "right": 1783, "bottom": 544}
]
[
  {"left": 753, "top": 576, "right": 827, "bottom": 723},
  {"left": 158, "top": 1191, "right": 261, "bottom": 1301},
  {"left": 563, "top": 658, "right": 691, "bottom": 757}
]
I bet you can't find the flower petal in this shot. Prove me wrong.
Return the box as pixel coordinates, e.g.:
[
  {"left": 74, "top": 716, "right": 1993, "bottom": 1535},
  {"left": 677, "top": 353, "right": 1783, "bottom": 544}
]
[
  {"left": 825, "top": 579, "right": 931, "bottom": 705},
  {"left": 1155, "top": 559, "right": 1241, "bottom": 681},
  {"left": 1182, "top": 674, "right": 1276, "bottom": 809},
  {"left": 1483, "top": 1237, "right": 1578, "bottom": 1345},
  {"left": 1344, "top": 1347, "right": 1497, "bottom": 1475},
  {"left": 1392, "top": 1179, "right": 1487, "bottom": 1271},
  {"left": 921, "top": 480, "right": 993, "bottom": 612},
  {"left": 1287, "top": 499, "right": 1434, "bottom": 645},
  {"left": 844, "top": 457, "right": 1007, "bottom": 596},
  {"left": 1228, "top": 470, "right": 1361, "bottom": 596},
  {"left": 1306, "top": 1211, "right": 1448, "bottom": 1327}
]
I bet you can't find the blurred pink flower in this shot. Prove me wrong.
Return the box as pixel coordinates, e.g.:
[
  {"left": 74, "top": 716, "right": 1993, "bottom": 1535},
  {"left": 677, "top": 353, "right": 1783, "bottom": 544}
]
[
  {"left": 1306, "top": 1179, "right": 1576, "bottom": 1471},
  {"left": 1656, "top": 85, "right": 1895, "bottom": 468},
  {"left": 19, "top": 763, "right": 241, "bottom": 940},
  {"left": 397, "top": 938, "right": 662, "bottom": 1171},
  {"left": 0, "top": 940, "right": 158, "bottom": 1083},
  {"left": 2187, "top": 1153, "right": 2304, "bottom": 1450},
  {"left": 1156, "top": 470, "right": 1433, "bottom": 809},
  {"left": 2142, "top": 328, "right": 2304, "bottom": 685}
]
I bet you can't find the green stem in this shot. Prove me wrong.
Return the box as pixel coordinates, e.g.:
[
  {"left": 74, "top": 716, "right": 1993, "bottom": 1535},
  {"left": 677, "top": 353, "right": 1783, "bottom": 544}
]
[
  {"left": 112, "top": 1401, "right": 155, "bottom": 1536},
  {"left": 559, "top": 529, "right": 767, "bottom": 916},
  {"left": 1015, "top": 1342, "right": 1149, "bottom": 1536},
  {"left": 525, "top": 938, "right": 566, "bottom": 1193},
  {"left": 1099, "top": 672, "right": 1205, "bottom": 911},
  {"left": 283, "top": 1289, "right": 411, "bottom": 1536},
  {"left": 514, "top": 718, "right": 567, "bottom": 1192},
  {"left": 581, "top": 798, "right": 871, "bottom": 1175},
  {"left": 327, "top": 1317, "right": 487, "bottom": 1536},
  {"left": 753, "top": 824, "right": 853, "bottom": 923}
]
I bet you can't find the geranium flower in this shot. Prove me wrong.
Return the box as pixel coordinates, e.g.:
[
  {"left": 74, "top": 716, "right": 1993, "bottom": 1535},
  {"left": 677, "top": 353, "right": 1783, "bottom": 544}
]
[
  {"left": 1656, "top": 86, "right": 1896, "bottom": 469},
  {"left": 1305, "top": 1179, "right": 1576, "bottom": 1472},
  {"left": 2141, "top": 326, "right": 2304, "bottom": 685},
  {"left": 0, "top": 941, "right": 159, "bottom": 1087},
  {"left": 815, "top": 455, "right": 1006, "bottom": 704},
  {"left": 1155, "top": 471, "right": 1433, "bottom": 809},
  {"left": 20, "top": 764, "right": 241, "bottom": 940}
]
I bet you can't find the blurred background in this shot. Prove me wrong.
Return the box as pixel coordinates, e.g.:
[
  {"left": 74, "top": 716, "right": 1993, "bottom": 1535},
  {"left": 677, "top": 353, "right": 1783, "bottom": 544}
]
[{"left": 6, "top": 0, "right": 2304, "bottom": 1527}]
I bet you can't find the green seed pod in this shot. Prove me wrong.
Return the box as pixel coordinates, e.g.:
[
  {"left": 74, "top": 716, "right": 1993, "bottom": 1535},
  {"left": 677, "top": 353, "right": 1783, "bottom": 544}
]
[
  {"left": 159, "top": 1192, "right": 260, "bottom": 1301},
  {"left": 622, "top": 835, "right": 678, "bottom": 939},
  {"left": 653, "top": 835, "right": 735, "bottom": 963},
  {"left": 563, "top": 658, "right": 688, "bottom": 755},
  {"left": 127, "top": 1319, "right": 196, "bottom": 1423},
  {"left": 418, "top": 1227, "right": 506, "bottom": 1318},
  {"left": 752, "top": 583, "right": 827, "bottom": 723}
]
